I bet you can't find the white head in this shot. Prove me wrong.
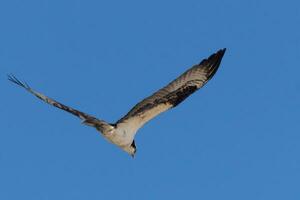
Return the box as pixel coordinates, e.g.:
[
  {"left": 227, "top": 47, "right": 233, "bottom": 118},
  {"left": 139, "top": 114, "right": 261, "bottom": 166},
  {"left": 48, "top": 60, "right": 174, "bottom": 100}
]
[{"left": 123, "top": 141, "right": 137, "bottom": 158}]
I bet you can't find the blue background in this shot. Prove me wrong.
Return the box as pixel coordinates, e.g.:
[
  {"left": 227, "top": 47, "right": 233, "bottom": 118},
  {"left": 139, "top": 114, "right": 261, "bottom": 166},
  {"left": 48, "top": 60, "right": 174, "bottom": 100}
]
[{"left": 1, "top": 0, "right": 299, "bottom": 199}]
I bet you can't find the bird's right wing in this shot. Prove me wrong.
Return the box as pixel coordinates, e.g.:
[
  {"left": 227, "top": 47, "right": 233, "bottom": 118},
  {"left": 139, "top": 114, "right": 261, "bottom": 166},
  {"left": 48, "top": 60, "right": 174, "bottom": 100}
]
[
  {"left": 8, "top": 75, "right": 113, "bottom": 133},
  {"left": 116, "top": 48, "right": 226, "bottom": 134}
]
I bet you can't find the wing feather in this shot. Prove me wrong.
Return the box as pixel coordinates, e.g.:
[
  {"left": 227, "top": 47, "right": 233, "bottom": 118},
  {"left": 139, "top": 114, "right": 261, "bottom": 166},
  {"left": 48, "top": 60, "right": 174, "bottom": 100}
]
[
  {"left": 116, "top": 48, "right": 226, "bottom": 132},
  {"left": 8, "top": 75, "right": 112, "bottom": 132}
]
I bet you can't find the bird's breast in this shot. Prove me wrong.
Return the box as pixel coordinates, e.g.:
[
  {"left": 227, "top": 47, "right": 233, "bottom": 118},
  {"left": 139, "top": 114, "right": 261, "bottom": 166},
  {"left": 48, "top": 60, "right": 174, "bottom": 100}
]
[{"left": 102, "top": 128, "right": 133, "bottom": 147}]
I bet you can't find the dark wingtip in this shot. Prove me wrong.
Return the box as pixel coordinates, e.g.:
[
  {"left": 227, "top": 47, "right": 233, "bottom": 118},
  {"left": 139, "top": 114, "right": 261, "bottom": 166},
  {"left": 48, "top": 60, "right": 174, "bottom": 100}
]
[
  {"left": 200, "top": 48, "right": 226, "bottom": 65},
  {"left": 199, "top": 48, "right": 226, "bottom": 81},
  {"left": 131, "top": 140, "right": 137, "bottom": 158},
  {"left": 212, "top": 48, "right": 226, "bottom": 59},
  {"left": 220, "top": 48, "right": 226, "bottom": 53},
  {"left": 7, "top": 74, "right": 30, "bottom": 90}
]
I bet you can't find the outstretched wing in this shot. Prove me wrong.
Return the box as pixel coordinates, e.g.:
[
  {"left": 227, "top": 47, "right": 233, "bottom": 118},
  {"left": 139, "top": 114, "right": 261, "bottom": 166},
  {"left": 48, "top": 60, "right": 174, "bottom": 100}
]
[
  {"left": 8, "top": 75, "right": 112, "bottom": 132},
  {"left": 116, "top": 48, "right": 226, "bottom": 133}
]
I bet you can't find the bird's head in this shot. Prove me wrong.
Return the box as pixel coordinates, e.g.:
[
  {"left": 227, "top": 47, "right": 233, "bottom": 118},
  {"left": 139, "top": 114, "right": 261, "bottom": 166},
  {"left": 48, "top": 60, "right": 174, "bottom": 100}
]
[{"left": 124, "top": 140, "right": 137, "bottom": 158}]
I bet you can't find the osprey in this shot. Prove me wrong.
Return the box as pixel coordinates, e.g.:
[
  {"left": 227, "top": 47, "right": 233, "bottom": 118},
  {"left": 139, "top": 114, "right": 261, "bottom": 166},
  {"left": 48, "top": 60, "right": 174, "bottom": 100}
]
[{"left": 9, "top": 49, "right": 226, "bottom": 157}]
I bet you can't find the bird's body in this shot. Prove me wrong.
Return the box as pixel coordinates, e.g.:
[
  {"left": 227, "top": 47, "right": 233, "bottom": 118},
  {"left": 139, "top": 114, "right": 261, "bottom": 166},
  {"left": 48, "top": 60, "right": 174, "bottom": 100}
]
[{"left": 9, "top": 48, "right": 226, "bottom": 157}]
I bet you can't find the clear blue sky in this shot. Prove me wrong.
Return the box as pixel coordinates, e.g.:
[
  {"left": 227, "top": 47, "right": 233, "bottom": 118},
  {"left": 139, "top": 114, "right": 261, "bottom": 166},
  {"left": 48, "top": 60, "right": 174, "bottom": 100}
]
[{"left": 1, "top": 0, "right": 299, "bottom": 199}]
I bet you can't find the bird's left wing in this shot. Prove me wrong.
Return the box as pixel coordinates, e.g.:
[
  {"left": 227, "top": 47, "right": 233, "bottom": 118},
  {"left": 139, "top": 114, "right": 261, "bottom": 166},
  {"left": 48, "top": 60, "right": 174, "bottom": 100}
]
[{"left": 8, "top": 75, "right": 112, "bottom": 132}]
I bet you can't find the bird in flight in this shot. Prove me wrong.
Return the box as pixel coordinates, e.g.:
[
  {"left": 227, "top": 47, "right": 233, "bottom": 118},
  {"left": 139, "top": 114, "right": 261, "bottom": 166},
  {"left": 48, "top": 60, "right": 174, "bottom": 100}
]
[{"left": 9, "top": 48, "right": 226, "bottom": 157}]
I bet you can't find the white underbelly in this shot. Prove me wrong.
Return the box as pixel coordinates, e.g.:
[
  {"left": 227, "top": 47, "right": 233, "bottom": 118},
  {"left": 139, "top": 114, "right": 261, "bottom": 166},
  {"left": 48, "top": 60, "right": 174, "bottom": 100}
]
[{"left": 101, "top": 128, "right": 133, "bottom": 147}]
